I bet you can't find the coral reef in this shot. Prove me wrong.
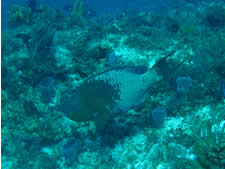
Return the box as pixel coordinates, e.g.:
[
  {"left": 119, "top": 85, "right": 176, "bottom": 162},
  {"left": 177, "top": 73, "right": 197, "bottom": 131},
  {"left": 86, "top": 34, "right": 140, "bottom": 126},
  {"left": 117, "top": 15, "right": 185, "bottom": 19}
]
[
  {"left": 8, "top": 5, "right": 33, "bottom": 26},
  {"left": 2, "top": 1, "right": 225, "bottom": 169}
]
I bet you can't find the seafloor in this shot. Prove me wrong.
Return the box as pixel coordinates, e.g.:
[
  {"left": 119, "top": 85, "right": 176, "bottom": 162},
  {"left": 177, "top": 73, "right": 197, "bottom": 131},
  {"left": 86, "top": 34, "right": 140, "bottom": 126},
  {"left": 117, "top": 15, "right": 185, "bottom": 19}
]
[{"left": 2, "top": 1, "right": 225, "bottom": 169}]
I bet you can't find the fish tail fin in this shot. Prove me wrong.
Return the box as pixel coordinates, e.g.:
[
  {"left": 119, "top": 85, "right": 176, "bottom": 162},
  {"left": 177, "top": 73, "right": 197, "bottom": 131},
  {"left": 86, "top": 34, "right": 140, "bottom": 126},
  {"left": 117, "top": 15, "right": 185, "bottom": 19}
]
[
  {"left": 152, "top": 50, "right": 185, "bottom": 80},
  {"left": 152, "top": 50, "right": 175, "bottom": 80}
]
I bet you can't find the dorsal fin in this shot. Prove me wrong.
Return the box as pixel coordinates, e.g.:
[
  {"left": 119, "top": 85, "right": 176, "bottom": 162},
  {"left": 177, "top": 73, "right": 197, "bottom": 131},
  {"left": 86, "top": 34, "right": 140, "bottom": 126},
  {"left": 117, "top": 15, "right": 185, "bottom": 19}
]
[
  {"left": 85, "top": 65, "right": 148, "bottom": 82},
  {"left": 152, "top": 50, "right": 176, "bottom": 80}
]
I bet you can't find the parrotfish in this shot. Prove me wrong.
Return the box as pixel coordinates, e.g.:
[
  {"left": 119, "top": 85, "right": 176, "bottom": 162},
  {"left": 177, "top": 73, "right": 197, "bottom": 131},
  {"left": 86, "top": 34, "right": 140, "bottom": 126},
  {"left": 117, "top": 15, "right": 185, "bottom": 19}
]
[{"left": 62, "top": 54, "right": 173, "bottom": 130}]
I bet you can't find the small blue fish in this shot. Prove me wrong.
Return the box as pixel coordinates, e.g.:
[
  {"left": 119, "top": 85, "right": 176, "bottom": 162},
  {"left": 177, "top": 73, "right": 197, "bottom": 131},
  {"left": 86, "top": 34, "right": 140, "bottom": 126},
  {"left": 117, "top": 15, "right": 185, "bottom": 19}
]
[{"left": 108, "top": 51, "right": 118, "bottom": 66}]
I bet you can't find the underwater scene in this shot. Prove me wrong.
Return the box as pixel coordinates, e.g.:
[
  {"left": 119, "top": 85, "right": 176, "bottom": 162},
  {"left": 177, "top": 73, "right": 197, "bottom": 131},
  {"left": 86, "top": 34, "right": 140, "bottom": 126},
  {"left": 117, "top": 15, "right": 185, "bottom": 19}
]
[{"left": 1, "top": 0, "right": 225, "bottom": 168}]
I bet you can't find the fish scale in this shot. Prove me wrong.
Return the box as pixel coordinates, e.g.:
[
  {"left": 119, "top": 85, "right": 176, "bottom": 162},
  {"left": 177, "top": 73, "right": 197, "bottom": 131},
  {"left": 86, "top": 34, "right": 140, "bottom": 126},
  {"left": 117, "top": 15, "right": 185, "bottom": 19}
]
[
  {"left": 89, "top": 68, "right": 145, "bottom": 111},
  {"left": 62, "top": 66, "right": 163, "bottom": 130}
]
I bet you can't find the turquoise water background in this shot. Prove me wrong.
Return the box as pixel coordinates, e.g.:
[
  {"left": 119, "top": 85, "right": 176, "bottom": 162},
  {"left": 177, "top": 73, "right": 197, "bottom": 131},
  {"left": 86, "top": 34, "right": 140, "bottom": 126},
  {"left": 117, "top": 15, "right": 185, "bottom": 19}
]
[{"left": 2, "top": 0, "right": 225, "bottom": 168}]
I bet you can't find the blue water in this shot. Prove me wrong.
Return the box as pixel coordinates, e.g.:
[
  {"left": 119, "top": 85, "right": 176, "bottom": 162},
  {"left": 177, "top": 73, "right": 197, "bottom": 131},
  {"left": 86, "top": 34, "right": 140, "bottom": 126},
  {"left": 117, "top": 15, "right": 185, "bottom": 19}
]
[
  {"left": 2, "top": 0, "right": 191, "bottom": 28},
  {"left": 2, "top": 0, "right": 225, "bottom": 168}
]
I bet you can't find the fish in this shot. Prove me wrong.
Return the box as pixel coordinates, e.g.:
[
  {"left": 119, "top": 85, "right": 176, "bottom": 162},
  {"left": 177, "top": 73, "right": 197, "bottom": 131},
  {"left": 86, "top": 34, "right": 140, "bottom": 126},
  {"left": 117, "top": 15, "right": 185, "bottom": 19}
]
[
  {"left": 61, "top": 52, "right": 174, "bottom": 130},
  {"left": 108, "top": 51, "right": 119, "bottom": 66}
]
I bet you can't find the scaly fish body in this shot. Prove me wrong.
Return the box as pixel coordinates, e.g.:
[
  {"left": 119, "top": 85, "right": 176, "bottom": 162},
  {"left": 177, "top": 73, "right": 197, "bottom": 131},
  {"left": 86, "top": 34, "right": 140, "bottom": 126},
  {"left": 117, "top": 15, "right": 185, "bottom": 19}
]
[
  {"left": 62, "top": 66, "right": 162, "bottom": 130},
  {"left": 86, "top": 66, "right": 161, "bottom": 113}
]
